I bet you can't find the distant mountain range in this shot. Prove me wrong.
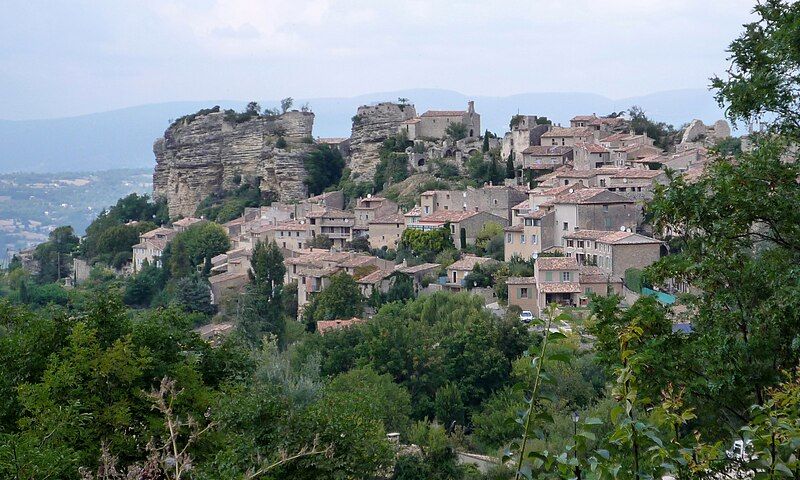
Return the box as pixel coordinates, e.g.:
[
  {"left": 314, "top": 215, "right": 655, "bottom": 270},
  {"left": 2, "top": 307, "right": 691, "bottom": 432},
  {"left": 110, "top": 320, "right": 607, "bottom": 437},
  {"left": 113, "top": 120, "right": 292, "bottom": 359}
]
[{"left": 0, "top": 88, "right": 729, "bottom": 173}]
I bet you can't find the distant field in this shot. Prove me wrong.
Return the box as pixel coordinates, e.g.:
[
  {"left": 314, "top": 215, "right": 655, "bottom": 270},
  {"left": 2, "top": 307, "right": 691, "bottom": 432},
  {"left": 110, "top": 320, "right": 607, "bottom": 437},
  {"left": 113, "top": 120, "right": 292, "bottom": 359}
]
[{"left": 0, "top": 168, "right": 152, "bottom": 258}]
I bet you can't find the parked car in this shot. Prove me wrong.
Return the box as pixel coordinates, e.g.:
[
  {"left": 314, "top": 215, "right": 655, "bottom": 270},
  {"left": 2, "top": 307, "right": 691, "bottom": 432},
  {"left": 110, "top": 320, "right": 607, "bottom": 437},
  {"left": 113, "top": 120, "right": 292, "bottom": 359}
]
[{"left": 519, "top": 310, "right": 534, "bottom": 323}]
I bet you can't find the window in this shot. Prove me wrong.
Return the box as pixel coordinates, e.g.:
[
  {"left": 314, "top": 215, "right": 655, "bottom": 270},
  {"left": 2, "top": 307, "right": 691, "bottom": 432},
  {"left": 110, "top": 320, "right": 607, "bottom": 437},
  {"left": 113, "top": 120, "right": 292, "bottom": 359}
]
[
  {"left": 521, "top": 234, "right": 526, "bottom": 244},
  {"left": 603, "top": 204, "right": 609, "bottom": 212},
  {"left": 525, "top": 219, "right": 532, "bottom": 226},
  {"left": 507, "top": 233, "right": 512, "bottom": 243},
  {"left": 585, "top": 287, "right": 593, "bottom": 294},
  {"left": 519, "top": 287, "right": 528, "bottom": 299},
  {"left": 562, "top": 271, "right": 571, "bottom": 281},
  {"left": 424, "top": 206, "right": 430, "bottom": 214},
  {"left": 450, "top": 224, "right": 455, "bottom": 234},
  {"left": 545, "top": 271, "right": 552, "bottom": 281},
  {"left": 567, "top": 240, "right": 574, "bottom": 247},
  {"left": 531, "top": 234, "right": 537, "bottom": 244},
  {"left": 578, "top": 240, "right": 584, "bottom": 248},
  {"left": 600, "top": 179, "right": 606, "bottom": 187},
  {"left": 563, "top": 222, "right": 569, "bottom": 231},
  {"left": 604, "top": 218, "right": 612, "bottom": 228}
]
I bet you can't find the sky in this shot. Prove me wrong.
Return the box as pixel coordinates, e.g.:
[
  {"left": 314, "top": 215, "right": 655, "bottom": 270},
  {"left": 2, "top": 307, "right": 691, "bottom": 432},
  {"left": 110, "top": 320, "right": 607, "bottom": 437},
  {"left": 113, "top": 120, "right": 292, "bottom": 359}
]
[{"left": 1, "top": 0, "right": 757, "bottom": 120}]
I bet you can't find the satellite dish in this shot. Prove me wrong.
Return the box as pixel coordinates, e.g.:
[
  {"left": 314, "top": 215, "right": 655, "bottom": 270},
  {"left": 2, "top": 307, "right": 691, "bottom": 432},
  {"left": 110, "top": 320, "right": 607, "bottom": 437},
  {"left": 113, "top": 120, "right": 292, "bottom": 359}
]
[
  {"left": 620, "top": 226, "right": 626, "bottom": 231},
  {"left": 568, "top": 188, "right": 574, "bottom": 193},
  {"left": 367, "top": 193, "right": 372, "bottom": 198},
  {"left": 532, "top": 252, "right": 539, "bottom": 260}
]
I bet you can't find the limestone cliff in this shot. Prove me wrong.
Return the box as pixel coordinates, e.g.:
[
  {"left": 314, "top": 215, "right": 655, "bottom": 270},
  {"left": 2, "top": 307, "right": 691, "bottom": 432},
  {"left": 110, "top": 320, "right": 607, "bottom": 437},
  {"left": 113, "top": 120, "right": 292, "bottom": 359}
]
[
  {"left": 153, "top": 110, "right": 315, "bottom": 218},
  {"left": 347, "top": 102, "right": 417, "bottom": 180}
]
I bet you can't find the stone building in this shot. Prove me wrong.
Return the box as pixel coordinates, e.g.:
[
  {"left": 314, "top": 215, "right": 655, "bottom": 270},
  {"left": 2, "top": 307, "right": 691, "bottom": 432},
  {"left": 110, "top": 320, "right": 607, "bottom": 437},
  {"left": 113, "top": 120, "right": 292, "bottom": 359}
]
[
  {"left": 572, "top": 142, "right": 612, "bottom": 169},
  {"left": 349, "top": 102, "right": 417, "bottom": 179},
  {"left": 306, "top": 207, "right": 355, "bottom": 249},
  {"left": 520, "top": 146, "right": 573, "bottom": 173},
  {"left": 367, "top": 213, "right": 406, "bottom": 250},
  {"left": 132, "top": 226, "right": 176, "bottom": 272},
  {"left": 501, "top": 115, "right": 551, "bottom": 161},
  {"left": 418, "top": 185, "right": 527, "bottom": 222},
  {"left": 551, "top": 188, "right": 640, "bottom": 247},
  {"left": 407, "top": 210, "right": 509, "bottom": 249},
  {"left": 503, "top": 209, "right": 556, "bottom": 261},
  {"left": 401, "top": 101, "right": 480, "bottom": 141},
  {"left": 540, "top": 127, "right": 595, "bottom": 147},
  {"left": 561, "top": 229, "right": 662, "bottom": 279},
  {"left": 353, "top": 196, "right": 399, "bottom": 238},
  {"left": 445, "top": 255, "right": 498, "bottom": 290}
]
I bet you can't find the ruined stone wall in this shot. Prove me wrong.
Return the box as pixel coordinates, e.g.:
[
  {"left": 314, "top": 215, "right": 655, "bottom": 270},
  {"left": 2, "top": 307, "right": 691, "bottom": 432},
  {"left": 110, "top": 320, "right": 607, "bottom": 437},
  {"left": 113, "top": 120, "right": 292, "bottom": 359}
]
[
  {"left": 153, "top": 110, "right": 315, "bottom": 218},
  {"left": 347, "top": 102, "right": 417, "bottom": 181}
]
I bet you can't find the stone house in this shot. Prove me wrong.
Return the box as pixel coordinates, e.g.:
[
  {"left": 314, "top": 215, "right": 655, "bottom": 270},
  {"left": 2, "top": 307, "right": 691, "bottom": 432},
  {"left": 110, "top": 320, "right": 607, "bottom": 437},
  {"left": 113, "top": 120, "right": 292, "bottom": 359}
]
[
  {"left": 356, "top": 268, "right": 395, "bottom": 298},
  {"left": 408, "top": 210, "right": 509, "bottom": 249},
  {"left": 528, "top": 183, "right": 587, "bottom": 210},
  {"left": 173, "top": 217, "right": 204, "bottom": 232},
  {"left": 520, "top": 146, "right": 574, "bottom": 172},
  {"left": 265, "top": 220, "right": 311, "bottom": 251},
  {"left": 540, "top": 127, "right": 595, "bottom": 147},
  {"left": 607, "top": 169, "right": 669, "bottom": 201},
  {"left": 533, "top": 256, "right": 581, "bottom": 312},
  {"left": 209, "top": 270, "right": 250, "bottom": 306},
  {"left": 353, "top": 195, "right": 399, "bottom": 238},
  {"left": 132, "top": 226, "right": 176, "bottom": 272},
  {"left": 445, "top": 255, "right": 498, "bottom": 290},
  {"left": 306, "top": 207, "right": 355, "bottom": 249},
  {"left": 503, "top": 209, "right": 556, "bottom": 261},
  {"left": 501, "top": 115, "right": 551, "bottom": 162},
  {"left": 367, "top": 213, "right": 406, "bottom": 250},
  {"left": 569, "top": 114, "right": 625, "bottom": 135},
  {"left": 552, "top": 188, "right": 640, "bottom": 247},
  {"left": 418, "top": 186, "right": 527, "bottom": 222},
  {"left": 562, "top": 229, "right": 662, "bottom": 279},
  {"left": 572, "top": 142, "right": 612, "bottom": 169},
  {"left": 401, "top": 101, "right": 481, "bottom": 140},
  {"left": 396, "top": 262, "right": 442, "bottom": 291}
]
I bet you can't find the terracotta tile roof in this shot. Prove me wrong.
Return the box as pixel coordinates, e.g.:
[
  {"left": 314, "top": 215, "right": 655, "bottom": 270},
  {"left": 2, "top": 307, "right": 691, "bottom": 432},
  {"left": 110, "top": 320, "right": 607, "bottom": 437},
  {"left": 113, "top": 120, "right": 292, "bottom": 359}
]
[
  {"left": 555, "top": 188, "right": 630, "bottom": 205},
  {"left": 369, "top": 213, "right": 406, "bottom": 224},
  {"left": 522, "top": 209, "right": 550, "bottom": 219},
  {"left": 610, "top": 169, "right": 664, "bottom": 179},
  {"left": 306, "top": 208, "right": 354, "bottom": 219},
  {"left": 208, "top": 270, "right": 249, "bottom": 285},
  {"left": 404, "top": 206, "right": 422, "bottom": 217},
  {"left": 397, "top": 263, "right": 441, "bottom": 274},
  {"left": 338, "top": 255, "right": 376, "bottom": 268},
  {"left": 579, "top": 266, "right": 615, "bottom": 284},
  {"left": 307, "top": 190, "right": 342, "bottom": 202},
  {"left": 564, "top": 229, "right": 612, "bottom": 240},
  {"left": 539, "top": 183, "right": 587, "bottom": 196},
  {"left": 357, "top": 268, "right": 394, "bottom": 284},
  {"left": 273, "top": 220, "right": 309, "bottom": 231},
  {"left": 557, "top": 169, "right": 600, "bottom": 179},
  {"left": 317, "top": 318, "right": 365, "bottom": 334},
  {"left": 141, "top": 226, "right": 174, "bottom": 239},
  {"left": 538, "top": 282, "right": 582, "bottom": 293},
  {"left": 417, "top": 210, "right": 481, "bottom": 223},
  {"left": 173, "top": 217, "right": 203, "bottom": 227},
  {"left": 600, "top": 133, "right": 630, "bottom": 142},
  {"left": 504, "top": 224, "right": 524, "bottom": 232},
  {"left": 571, "top": 115, "right": 597, "bottom": 122},
  {"left": 597, "top": 231, "right": 661, "bottom": 245},
  {"left": 506, "top": 276, "right": 536, "bottom": 285},
  {"left": 522, "top": 145, "right": 573, "bottom": 156},
  {"left": 541, "top": 126, "right": 593, "bottom": 138},
  {"left": 537, "top": 256, "right": 579, "bottom": 270},
  {"left": 574, "top": 142, "right": 609, "bottom": 153},
  {"left": 448, "top": 255, "right": 497, "bottom": 271},
  {"left": 511, "top": 200, "right": 530, "bottom": 211},
  {"left": 421, "top": 110, "right": 466, "bottom": 117}
]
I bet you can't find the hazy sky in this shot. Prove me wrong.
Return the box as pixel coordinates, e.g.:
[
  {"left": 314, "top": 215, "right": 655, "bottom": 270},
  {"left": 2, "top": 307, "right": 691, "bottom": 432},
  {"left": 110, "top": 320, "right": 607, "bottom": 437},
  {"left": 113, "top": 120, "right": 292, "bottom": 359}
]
[{"left": 1, "top": 0, "right": 756, "bottom": 120}]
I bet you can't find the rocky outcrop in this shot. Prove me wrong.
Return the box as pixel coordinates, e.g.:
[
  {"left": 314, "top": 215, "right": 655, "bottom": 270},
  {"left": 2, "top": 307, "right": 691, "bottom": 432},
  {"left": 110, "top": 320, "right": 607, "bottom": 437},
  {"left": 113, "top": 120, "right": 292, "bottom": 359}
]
[
  {"left": 153, "top": 111, "right": 315, "bottom": 218},
  {"left": 680, "top": 118, "right": 731, "bottom": 144},
  {"left": 347, "top": 102, "right": 417, "bottom": 180}
]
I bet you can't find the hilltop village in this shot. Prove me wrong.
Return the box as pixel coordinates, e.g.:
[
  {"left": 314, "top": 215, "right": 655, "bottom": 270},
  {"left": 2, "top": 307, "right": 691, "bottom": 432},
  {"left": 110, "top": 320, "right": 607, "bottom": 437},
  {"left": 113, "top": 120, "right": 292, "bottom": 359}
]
[{"left": 109, "top": 99, "right": 732, "bottom": 328}]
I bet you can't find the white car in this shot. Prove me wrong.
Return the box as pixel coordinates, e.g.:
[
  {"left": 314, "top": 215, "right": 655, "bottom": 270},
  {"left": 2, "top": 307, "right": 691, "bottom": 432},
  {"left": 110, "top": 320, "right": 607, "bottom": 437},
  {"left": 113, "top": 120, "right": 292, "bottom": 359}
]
[{"left": 519, "top": 311, "right": 534, "bottom": 323}]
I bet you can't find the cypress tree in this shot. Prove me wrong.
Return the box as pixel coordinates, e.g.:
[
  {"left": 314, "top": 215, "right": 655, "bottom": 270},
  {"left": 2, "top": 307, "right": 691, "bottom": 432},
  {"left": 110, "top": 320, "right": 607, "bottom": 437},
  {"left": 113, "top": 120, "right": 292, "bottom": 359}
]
[
  {"left": 482, "top": 130, "right": 490, "bottom": 152},
  {"left": 506, "top": 152, "right": 515, "bottom": 179}
]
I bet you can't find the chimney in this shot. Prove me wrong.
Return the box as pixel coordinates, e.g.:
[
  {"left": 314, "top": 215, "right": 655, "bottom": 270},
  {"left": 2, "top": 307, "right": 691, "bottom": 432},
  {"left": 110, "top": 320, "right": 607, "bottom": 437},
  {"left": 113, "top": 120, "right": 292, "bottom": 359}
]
[{"left": 467, "top": 101, "right": 475, "bottom": 114}]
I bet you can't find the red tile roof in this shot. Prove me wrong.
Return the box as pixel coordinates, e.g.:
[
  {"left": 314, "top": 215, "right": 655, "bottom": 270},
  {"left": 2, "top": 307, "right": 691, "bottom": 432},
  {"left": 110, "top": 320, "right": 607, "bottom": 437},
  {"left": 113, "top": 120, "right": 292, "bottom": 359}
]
[
  {"left": 522, "top": 145, "right": 573, "bottom": 155},
  {"left": 538, "top": 282, "right": 582, "bottom": 293},
  {"left": 421, "top": 110, "right": 466, "bottom": 117},
  {"left": 417, "top": 210, "right": 482, "bottom": 223},
  {"left": 317, "top": 318, "right": 365, "bottom": 334},
  {"left": 537, "top": 256, "right": 579, "bottom": 270}
]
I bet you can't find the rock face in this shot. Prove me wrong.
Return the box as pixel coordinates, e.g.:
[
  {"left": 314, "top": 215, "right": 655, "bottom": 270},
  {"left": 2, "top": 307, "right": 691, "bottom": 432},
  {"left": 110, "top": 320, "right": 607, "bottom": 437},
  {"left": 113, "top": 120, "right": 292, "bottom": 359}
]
[
  {"left": 347, "top": 102, "right": 417, "bottom": 180},
  {"left": 680, "top": 118, "right": 731, "bottom": 144},
  {"left": 153, "top": 111, "right": 315, "bottom": 218}
]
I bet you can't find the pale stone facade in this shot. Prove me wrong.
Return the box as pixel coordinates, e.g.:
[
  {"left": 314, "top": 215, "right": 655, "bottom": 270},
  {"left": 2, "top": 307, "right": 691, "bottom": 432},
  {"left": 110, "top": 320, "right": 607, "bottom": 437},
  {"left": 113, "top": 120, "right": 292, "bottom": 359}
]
[
  {"left": 367, "top": 213, "right": 406, "bottom": 250},
  {"left": 401, "top": 101, "right": 481, "bottom": 141}
]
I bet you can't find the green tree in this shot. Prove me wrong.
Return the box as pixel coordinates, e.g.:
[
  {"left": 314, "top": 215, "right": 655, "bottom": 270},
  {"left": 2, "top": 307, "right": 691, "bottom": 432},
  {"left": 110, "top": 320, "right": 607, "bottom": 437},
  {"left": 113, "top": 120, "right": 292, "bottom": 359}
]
[
  {"left": 445, "top": 122, "right": 467, "bottom": 141},
  {"left": 307, "top": 234, "right": 333, "bottom": 250},
  {"left": 399, "top": 226, "right": 455, "bottom": 260},
  {"left": 280, "top": 97, "right": 294, "bottom": 113},
  {"left": 33, "top": 226, "right": 79, "bottom": 283},
  {"left": 303, "top": 272, "right": 363, "bottom": 328},
  {"left": 240, "top": 241, "right": 286, "bottom": 345},
  {"left": 173, "top": 274, "right": 214, "bottom": 315},
  {"left": 506, "top": 152, "right": 515, "bottom": 179},
  {"left": 434, "top": 382, "right": 466, "bottom": 429},
  {"left": 304, "top": 144, "right": 345, "bottom": 196},
  {"left": 482, "top": 130, "right": 491, "bottom": 152},
  {"left": 326, "top": 367, "right": 412, "bottom": 434},
  {"left": 168, "top": 222, "right": 230, "bottom": 278},
  {"left": 711, "top": 0, "right": 800, "bottom": 138}
]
